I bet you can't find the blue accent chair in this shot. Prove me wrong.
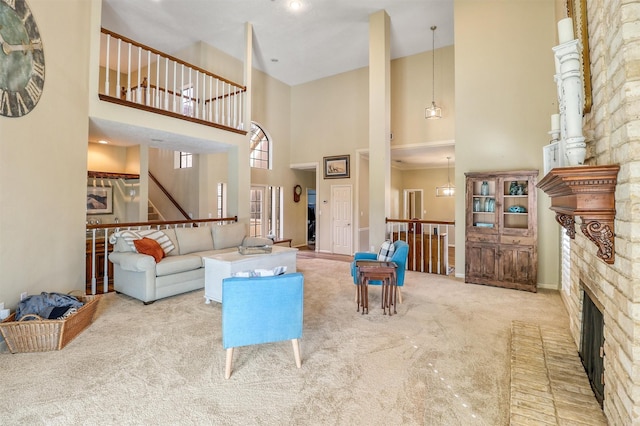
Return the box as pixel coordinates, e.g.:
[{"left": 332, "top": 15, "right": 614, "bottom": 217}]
[
  {"left": 222, "top": 272, "right": 304, "bottom": 379},
  {"left": 350, "top": 240, "right": 409, "bottom": 303}
]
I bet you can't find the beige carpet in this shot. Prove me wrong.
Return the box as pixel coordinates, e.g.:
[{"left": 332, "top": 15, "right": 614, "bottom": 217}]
[{"left": 0, "top": 258, "right": 570, "bottom": 425}]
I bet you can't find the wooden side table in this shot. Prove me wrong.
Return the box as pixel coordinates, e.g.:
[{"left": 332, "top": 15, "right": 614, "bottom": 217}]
[{"left": 355, "top": 260, "right": 398, "bottom": 315}]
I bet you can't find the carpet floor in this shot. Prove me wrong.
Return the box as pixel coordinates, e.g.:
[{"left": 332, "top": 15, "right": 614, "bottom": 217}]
[{"left": 0, "top": 258, "right": 570, "bottom": 425}]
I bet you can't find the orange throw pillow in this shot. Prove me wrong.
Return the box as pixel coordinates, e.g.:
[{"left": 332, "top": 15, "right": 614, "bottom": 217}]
[{"left": 133, "top": 238, "right": 165, "bottom": 263}]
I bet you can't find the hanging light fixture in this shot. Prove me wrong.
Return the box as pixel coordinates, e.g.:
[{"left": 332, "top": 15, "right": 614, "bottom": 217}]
[
  {"left": 436, "top": 156, "right": 455, "bottom": 197},
  {"left": 425, "top": 25, "right": 442, "bottom": 119}
]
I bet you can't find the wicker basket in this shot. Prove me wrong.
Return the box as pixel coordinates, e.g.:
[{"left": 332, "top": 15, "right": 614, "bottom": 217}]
[{"left": 0, "top": 295, "right": 100, "bottom": 354}]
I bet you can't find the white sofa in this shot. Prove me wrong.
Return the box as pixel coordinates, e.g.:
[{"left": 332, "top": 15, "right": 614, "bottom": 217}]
[{"left": 108, "top": 222, "right": 269, "bottom": 304}]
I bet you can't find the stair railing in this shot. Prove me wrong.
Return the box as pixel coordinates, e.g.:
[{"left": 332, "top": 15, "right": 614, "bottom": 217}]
[{"left": 148, "top": 171, "right": 190, "bottom": 220}]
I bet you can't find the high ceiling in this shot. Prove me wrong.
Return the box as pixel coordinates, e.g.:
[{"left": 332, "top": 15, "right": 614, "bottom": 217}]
[{"left": 96, "top": 0, "right": 455, "bottom": 168}]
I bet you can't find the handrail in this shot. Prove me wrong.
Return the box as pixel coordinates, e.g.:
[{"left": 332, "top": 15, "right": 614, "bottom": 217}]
[
  {"left": 85, "top": 217, "right": 238, "bottom": 295},
  {"left": 149, "top": 171, "right": 191, "bottom": 220}
]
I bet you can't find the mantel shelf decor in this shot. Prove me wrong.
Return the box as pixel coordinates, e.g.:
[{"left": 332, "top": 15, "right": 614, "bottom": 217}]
[{"left": 537, "top": 165, "right": 619, "bottom": 264}]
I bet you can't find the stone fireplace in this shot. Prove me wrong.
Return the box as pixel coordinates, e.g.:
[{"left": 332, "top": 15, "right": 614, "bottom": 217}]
[{"left": 579, "top": 282, "right": 604, "bottom": 407}]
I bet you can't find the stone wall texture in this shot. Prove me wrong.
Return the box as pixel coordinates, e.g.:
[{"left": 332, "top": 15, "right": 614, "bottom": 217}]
[{"left": 561, "top": 0, "right": 640, "bottom": 424}]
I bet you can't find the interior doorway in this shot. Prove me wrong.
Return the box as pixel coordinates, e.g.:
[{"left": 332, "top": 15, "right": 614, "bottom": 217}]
[
  {"left": 307, "top": 189, "right": 316, "bottom": 250},
  {"left": 404, "top": 189, "right": 424, "bottom": 219}
]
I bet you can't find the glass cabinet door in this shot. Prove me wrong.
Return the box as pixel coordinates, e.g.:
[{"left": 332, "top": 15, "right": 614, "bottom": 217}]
[
  {"left": 470, "top": 178, "right": 497, "bottom": 229},
  {"left": 501, "top": 178, "right": 530, "bottom": 231}
]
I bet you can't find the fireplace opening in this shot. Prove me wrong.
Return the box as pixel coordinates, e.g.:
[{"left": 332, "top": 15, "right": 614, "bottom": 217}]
[{"left": 580, "top": 288, "right": 605, "bottom": 407}]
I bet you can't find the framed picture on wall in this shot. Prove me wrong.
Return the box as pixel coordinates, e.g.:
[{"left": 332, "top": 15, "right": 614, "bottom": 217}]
[
  {"left": 323, "top": 155, "right": 350, "bottom": 179},
  {"left": 87, "top": 186, "right": 113, "bottom": 214}
]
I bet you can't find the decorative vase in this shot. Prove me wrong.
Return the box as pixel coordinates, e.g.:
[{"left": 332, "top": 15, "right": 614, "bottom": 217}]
[
  {"left": 481, "top": 181, "right": 489, "bottom": 196},
  {"left": 509, "top": 181, "right": 519, "bottom": 195},
  {"left": 484, "top": 197, "right": 494, "bottom": 213}
]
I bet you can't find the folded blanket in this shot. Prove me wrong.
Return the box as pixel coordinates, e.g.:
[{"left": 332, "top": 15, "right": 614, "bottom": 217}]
[{"left": 15, "top": 292, "right": 84, "bottom": 321}]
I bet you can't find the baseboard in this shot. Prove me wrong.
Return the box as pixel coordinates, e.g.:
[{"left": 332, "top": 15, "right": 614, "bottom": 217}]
[{"left": 537, "top": 282, "right": 560, "bottom": 291}]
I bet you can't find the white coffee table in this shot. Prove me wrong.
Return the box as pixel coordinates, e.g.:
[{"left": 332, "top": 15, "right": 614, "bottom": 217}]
[{"left": 203, "top": 245, "right": 298, "bottom": 304}]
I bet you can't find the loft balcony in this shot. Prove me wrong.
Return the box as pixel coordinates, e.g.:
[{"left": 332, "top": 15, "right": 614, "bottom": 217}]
[{"left": 98, "top": 28, "right": 246, "bottom": 136}]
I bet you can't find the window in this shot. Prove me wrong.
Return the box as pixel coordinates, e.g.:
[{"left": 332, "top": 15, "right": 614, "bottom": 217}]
[
  {"left": 182, "top": 86, "right": 194, "bottom": 117},
  {"left": 249, "top": 122, "right": 270, "bottom": 169},
  {"left": 249, "top": 185, "right": 283, "bottom": 238},
  {"left": 217, "top": 183, "right": 227, "bottom": 218},
  {"left": 250, "top": 187, "right": 263, "bottom": 237},
  {"left": 174, "top": 151, "right": 193, "bottom": 169}
]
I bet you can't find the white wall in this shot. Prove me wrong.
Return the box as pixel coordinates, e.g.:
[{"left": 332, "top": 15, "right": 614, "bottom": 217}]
[
  {"left": 0, "top": 0, "right": 92, "bottom": 309},
  {"left": 453, "top": 0, "right": 559, "bottom": 286}
]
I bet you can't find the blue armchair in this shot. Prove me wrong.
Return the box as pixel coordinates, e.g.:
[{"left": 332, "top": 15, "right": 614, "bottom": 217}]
[
  {"left": 350, "top": 240, "right": 409, "bottom": 303},
  {"left": 222, "top": 272, "right": 304, "bottom": 379}
]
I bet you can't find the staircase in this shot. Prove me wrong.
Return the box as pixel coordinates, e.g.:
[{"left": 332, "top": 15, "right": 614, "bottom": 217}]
[{"left": 148, "top": 202, "right": 162, "bottom": 221}]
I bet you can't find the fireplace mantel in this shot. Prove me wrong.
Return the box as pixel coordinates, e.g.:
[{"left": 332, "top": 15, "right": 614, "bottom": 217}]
[{"left": 537, "top": 165, "right": 619, "bottom": 264}]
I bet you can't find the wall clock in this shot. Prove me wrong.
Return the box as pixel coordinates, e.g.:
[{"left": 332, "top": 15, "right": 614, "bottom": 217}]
[
  {"left": 293, "top": 185, "right": 302, "bottom": 203},
  {"left": 0, "top": 0, "right": 45, "bottom": 118}
]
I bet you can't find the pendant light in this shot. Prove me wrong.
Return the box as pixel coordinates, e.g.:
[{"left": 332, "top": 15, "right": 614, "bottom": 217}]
[
  {"left": 425, "top": 25, "right": 442, "bottom": 119},
  {"left": 436, "top": 156, "right": 455, "bottom": 197}
]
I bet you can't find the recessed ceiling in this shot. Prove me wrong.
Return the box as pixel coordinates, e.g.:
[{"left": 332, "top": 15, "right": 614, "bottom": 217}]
[{"left": 101, "top": 0, "right": 454, "bottom": 87}]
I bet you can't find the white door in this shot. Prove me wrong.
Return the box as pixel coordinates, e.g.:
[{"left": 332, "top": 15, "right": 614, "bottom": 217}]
[{"left": 332, "top": 185, "right": 352, "bottom": 255}]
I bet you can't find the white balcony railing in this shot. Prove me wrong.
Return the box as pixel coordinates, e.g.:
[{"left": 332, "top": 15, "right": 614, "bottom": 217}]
[
  {"left": 99, "top": 28, "right": 245, "bottom": 131},
  {"left": 386, "top": 218, "right": 455, "bottom": 275}
]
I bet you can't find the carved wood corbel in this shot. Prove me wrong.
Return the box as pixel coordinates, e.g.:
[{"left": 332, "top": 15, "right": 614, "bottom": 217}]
[
  {"left": 555, "top": 213, "right": 576, "bottom": 239},
  {"left": 537, "top": 165, "right": 619, "bottom": 264},
  {"left": 580, "top": 219, "right": 615, "bottom": 264}
]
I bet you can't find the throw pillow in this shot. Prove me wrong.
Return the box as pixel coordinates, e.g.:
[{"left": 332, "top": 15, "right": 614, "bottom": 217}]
[
  {"left": 377, "top": 240, "right": 395, "bottom": 261},
  {"left": 133, "top": 238, "right": 165, "bottom": 263},
  {"left": 117, "top": 230, "right": 142, "bottom": 251}
]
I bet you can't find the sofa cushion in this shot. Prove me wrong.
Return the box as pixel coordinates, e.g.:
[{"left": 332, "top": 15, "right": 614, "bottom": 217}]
[
  {"left": 175, "top": 226, "right": 214, "bottom": 255},
  {"left": 155, "top": 254, "right": 204, "bottom": 277},
  {"left": 212, "top": 222, "right": 246, "bottom": 250},
  {"left": 133, "top": 238, "right": 165, "bottom": 263}
]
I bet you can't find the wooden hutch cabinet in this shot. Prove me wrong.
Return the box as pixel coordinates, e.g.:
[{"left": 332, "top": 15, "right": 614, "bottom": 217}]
[{"left": 465, "top": 170, "right": 538, "bottom": 292}]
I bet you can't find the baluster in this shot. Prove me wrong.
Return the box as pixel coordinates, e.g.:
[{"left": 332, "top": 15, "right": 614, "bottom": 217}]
[
  {"left": 172, "top": 61, "right": 177, "bottom": 113},
  {"left": 155, "top": 53, "right": 160, "bottom": 108},
  {"left": 90, "top": 228, "right": 97, "bottom": 295},
  {"left": 136, "top": 46, "right": 141, "bottom": 103},
  {"left": 146, "top": 50, "right": 151, "bottom": 106},
  {"left": 116, "top": 38, "right": 121, "bottom": 99},
  {"left": 215, "top": 79, "right": 219, "bottom": 124},
  {"left": 165, "top": 57, "right": 169, "bottom": 110},
  {"left": 194, "top": 70, "right": 199, "bottom": 119},
  {"left": 180, "top": 64, "right": 185, "bottom": 115},
  {"left": 103, "top": 228, "right": 109, "bottom": 293},
  {"left": 202, "top": 73, "right": 207, "bottom": 119},
  {"left": 188, "top": 67, "right": 193, "bottom": 116},
  {"left": 208, "top": 75, "right": 213, "bottom": 122},
  {"left": 105, "top": 33, "right": 110, "bottom": 96},
  {"left": 239, "top": 90, "right": 244, "bottom": 129},
  {"left": 126, "top": 42, "right": 131, "bottom": 101},
  {"left": 227, "top": 83, "right": 232, "bottom": 127}
]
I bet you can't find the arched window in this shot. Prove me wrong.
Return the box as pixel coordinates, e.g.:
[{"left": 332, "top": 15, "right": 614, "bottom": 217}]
[{"left": 249, "top": 122, "right": 270, "bottom": 169}]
